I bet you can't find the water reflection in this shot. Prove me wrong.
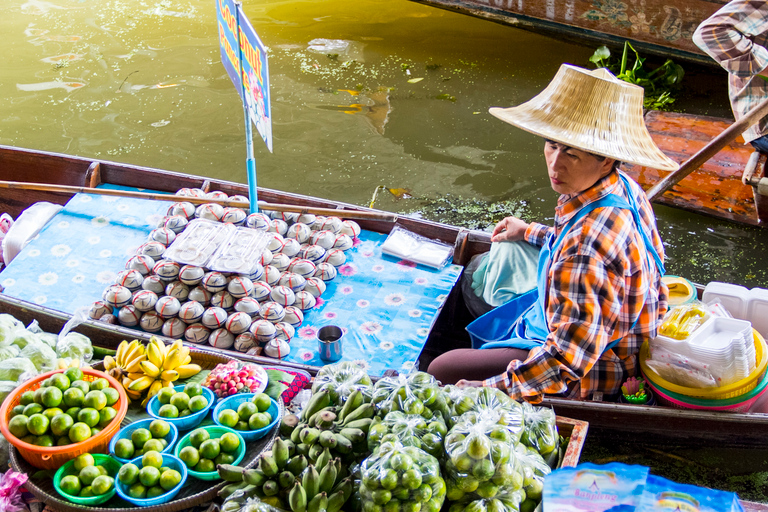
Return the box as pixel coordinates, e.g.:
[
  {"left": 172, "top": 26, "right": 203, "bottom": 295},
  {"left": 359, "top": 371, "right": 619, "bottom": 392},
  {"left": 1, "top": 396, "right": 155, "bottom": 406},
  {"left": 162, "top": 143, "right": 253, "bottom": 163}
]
[{"left": 0, "top": 0, "right": 766, "bottom": 287}]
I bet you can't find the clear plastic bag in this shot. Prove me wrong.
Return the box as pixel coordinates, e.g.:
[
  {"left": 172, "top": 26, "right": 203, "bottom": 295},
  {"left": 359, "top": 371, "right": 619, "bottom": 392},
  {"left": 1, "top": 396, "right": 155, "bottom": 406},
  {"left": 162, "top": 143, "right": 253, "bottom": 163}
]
[
  {"left": 367, "top": 410, "right": 448, "bottom": 459},
  {"left": 658, "top": 301, "right": 710, "bottom": 340},
  {"left": 444, "top": 385, "right": 524, "bottom": 439},
  {"left": 202, "top": 360, "right": 269, "bottom": 399},
  {"left": 519, "top": 402, "right": 558, "bottom": 459},
  {"left": 220, "top": 496, "right": 286, "bottom": 512},
  {"left": 311, "top": 361, "right": 374, "bottom": 403},
  {"left": 372, "top": 372, "right": 450, "bottom": 422},
  {"left": 645, "top": 345, "right": 718, "bottom": 388},
  {"left": 56, "top": 307, "right": 93, "bottom": 364},
  {"left": 443, "top": 417, "right": 523, "bottom": 503},
  {"left": 380, "top": 225, "right": 454, "bottom": 269},
  {"left": 446, "top": 487, "right": 526, "bottom": 512},
  {"left": 360, "top": 441, "right": 446, "bottom": 512},
  {"left": 514, "top": 444, "right": 550, "bottom": 508}
]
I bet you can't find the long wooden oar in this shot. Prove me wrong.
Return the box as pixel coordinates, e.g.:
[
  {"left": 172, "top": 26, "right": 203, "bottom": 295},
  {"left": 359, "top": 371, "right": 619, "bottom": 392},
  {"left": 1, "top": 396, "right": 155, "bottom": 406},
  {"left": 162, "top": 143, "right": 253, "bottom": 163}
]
[
  {"left": 0, "top": 180, "right": 398, "bottom": 222},
  {"left": 647, "top": 94, "right": 768, "bottom": 201}
]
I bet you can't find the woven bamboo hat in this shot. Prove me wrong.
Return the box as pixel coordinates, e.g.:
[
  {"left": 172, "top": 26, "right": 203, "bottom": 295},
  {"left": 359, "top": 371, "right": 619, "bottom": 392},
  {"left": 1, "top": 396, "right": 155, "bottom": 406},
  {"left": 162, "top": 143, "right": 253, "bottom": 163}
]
[{"left": 489, "top": 64, "right": 679, "bottom": 171}]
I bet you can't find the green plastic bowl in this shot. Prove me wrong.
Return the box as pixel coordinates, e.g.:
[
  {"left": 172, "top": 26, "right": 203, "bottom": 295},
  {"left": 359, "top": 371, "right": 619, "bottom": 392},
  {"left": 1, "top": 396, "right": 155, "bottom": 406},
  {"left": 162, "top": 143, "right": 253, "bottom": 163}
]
[
  {"left": 54, "top": 453, "right": 121, "bottom": 505},
  {"left": 173, "top": 425, "right": 245, "bottom": 481}
]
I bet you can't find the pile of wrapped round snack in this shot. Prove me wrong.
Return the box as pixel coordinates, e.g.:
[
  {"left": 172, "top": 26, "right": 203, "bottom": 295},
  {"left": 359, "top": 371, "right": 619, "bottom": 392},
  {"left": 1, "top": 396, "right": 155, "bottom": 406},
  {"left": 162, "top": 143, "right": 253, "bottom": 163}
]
[{"left": 89, "top": 188, "right": 361, "bottom": 359}]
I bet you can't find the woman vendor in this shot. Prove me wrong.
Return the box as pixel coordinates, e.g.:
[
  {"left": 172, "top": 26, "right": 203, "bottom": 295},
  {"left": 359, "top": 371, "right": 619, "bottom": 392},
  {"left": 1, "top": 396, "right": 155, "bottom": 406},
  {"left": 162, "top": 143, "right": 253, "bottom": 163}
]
[{"left": 427, "top": 64, "right": 676, "bottom": 403}]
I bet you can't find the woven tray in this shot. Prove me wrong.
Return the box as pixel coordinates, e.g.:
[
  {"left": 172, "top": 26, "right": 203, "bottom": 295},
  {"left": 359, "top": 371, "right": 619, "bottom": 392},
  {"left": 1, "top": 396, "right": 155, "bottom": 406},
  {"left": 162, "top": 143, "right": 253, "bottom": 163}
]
[{"left": 14, "top": 345, "right": 282, "bottom": 512}]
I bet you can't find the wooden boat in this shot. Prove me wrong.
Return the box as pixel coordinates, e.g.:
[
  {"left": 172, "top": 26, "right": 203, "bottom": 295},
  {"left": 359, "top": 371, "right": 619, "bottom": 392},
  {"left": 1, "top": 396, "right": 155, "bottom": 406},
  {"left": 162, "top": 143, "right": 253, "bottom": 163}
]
[
  {"left": 408, "top": 0, "right": 727, "bottom": 66},
  {"left": 1, "top": 143, "right": 768, "bottom": 454}
]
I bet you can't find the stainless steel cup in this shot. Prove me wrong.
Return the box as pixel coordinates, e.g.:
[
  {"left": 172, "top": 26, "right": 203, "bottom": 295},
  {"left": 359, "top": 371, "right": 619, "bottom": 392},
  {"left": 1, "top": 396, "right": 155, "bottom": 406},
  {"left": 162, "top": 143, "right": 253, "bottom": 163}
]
[{"left": 317, "top": 325, "right": 343, "bottom": 362}]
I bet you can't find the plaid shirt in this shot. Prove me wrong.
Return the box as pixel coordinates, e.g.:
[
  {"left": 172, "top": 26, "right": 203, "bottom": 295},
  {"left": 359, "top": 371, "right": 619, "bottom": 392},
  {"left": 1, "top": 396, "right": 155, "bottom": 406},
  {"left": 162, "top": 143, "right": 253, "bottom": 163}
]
[
  {"left": 693, "top": 0, "right": 768, "bottom": 143},
  {"left": 483, "top": 171, "right": 669, "bottom": 403}
]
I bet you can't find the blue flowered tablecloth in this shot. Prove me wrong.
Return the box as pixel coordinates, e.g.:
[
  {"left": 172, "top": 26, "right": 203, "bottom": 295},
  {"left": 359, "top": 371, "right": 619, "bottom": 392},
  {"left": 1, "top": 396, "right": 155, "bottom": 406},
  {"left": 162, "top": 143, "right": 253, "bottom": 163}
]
[{"left": 0, "top": 192, "right": 463, "bottom": 376}]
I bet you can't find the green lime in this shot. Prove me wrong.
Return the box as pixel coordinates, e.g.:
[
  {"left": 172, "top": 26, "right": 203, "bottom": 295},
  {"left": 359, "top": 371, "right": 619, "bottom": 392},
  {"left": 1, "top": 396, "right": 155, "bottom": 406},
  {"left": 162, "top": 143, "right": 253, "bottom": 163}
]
[
  {"left": 219, "top": 432, "right": 240, "bottom": 454},
  {"left": 19, "top": 391, "right": 35, "bottom": 406},
  {"left": 57, "top": 436, "right": 71, "bottom": 446},
  {"left": 41, "top": 387, "right": 63, "bottom": 408},
  {"left": 142, "top": 450, "right": 164, "bottom": 469},
  {"left": 35, "top": 434, "right": 54, "bottom": 447},
  {"left": 128, "top": 483, "right": 147, "bottom": 499},
  {"left": 10, "top": 405, "right": 25, "bottom": 418},
  {"left": 118, "top": 463, "right": 140, "bottom": 485},
  {"left": 199, "top": 439, "right": 220, "bottom": 460},
  {"left": 79, "top": 486, "right": 94, "bottom": 498},
  {"left": 21, "top": 435, "right": 36, "bottom": 444},
  {"left": 157, "top": 388, "right": 175, "bottom": 405},
  {"left": 402, "top": 468, "right": 423, "bottom": 490},
  {"left": 27, "top": 413, "right": 49, "bottom": 436},
  {"left": 169, "top": 392, "right": 190, "bottom": 411},
  {"left": 70, "top": 380, "right": 90, "bottom": 395},
  {"left": 149, "top": 419, "right": 171, "bottom": 438},
  {"left": 64, "top": 367, "right": 83, "bottom": 383},
  {"left": 63, "top": 388, "right": 85, "bottom": 408},
  {"left": 188, "top": 395, "right": 208, "bottom": 413},
  {"left": 252, "top": 393, "right": 272, "bottom": 413},
  {"left": 188, "top": 428, "right": 209, "bottom": 448},
  {"left": 91, "top": 427, "right": 102, "bottom": 436},
  {"left": 8, "top": 415, "right": 29, "bottom": 439},
  {"left": 237, "top": 402, "right": 257, "bottom": 420},
  {"left": 68, "top": 422, "right": 91, "bottom": 443},
  {"left": 102, "top": 387, "right": 119, "bottom": 406},
  {"left": 217, "top": 409, "right": 239, "bottom": 428},
  {"left": 98, "top": 407, "right": 117, "bottom": 428},
  {"left": 159, "top": 469, "right": 182, "bottom": 490},
  {"left": 65, "top": 407, "right": 81, "bottom": 420},
  {"left": 43, "top": 407, "right": 64, "bottom": 421},
  {"left": 215, "top": 452, "right": 236, "bottom": 465},
  {"left": 179, "top": 446, "right": 200, "bottom": 468},
  {"left": 158, "top": 404, "right": 179, "bottom": 418},
  {"left": 143, "top": 439, "right": 164, "bottom": 453},
  {"left": 50, "top": 413, "right": 74, "bottom": 437},
  {"left": 33, "top": 387, "right": 45, "bottom": 405},
  {"left": 194, "top": 458, "right": 215, "bottom": 473},
  {"left": 59, "top": 475, "right": 81, "bottom": 496},
  {"left": 132, "top": 428, "right": 152, "bottom": 448},
  {"left": 114, "top": 438, "right": 135, "bottom": 460},
  {"left": 234, "top": 421, "right": 249, "bottom": 431},
  {"left": 74, "top": 453, "right": 95, "bottom": 471},
  {"left": 91, "top": 475, "right": 114, "bottom": 495},
  {"left": 139, "top": 466, "right": 161, "bottom": 487},
  {"left": 79, "top": 465, "right": 101, "bottom": 486},
  {"left": 78, "top": 408, "right": 100, "bottom": 428},
  {"left": 379, "top": 468, "right": 398, "bottom": 490},
  {"left": 248, "top": 412, "right": 270, "bottom": 430},
  {"left": 147, "top": 485, "right": 166, "bottom": 498},
  {"left": 23, "top": 403, "right": 43, "bottom": 417},
  {"left": 184, "top": 382, "right": 203, "bottom": 397},
  {"left": 83, "top": 390, "right": 107, "bottom": 411},
  {"left": 89, "top": 378, "right": 110, "bottom": 391},
  {"left": 179, "top": 408, "right": 192, "bottom": 417},
  {"left": 50, "top": 373, "right": 71, "bottom": 392}
]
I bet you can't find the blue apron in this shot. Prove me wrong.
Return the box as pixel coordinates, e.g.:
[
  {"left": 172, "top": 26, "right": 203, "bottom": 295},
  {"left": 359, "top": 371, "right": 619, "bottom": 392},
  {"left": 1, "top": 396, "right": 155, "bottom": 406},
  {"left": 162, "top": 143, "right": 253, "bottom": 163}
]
[{"left": 467, "top": 172, "right": 665, "bottom": 353}]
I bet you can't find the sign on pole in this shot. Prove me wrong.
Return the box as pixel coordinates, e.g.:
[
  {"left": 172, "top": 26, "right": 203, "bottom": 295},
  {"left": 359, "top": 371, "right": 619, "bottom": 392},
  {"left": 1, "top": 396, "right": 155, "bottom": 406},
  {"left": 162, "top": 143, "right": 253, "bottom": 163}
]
[{"left": 215, "top": 0, "right": 272, "bottom": 212}]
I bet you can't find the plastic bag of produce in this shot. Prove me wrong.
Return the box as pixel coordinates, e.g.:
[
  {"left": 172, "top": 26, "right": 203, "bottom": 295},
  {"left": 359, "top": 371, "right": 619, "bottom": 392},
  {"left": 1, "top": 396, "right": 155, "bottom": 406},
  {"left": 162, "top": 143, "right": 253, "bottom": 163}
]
[
  {"left": 10, "top": 328, "right": 41, "bottom": 350},
  {"left": 444, "top": 416, "right": 523, "bottom": 503},
  {"left": 20, "top": 339, "right": 58, "bottom": 373},
  {"left": 0, "top": 358, "right": 37, "bottom": 384},
  {"left": 203, "top": 361, "right": 268, "bottom": 399},
  {"left": 56, "top": 307, "right": 93, "bottom": 363},
  {"left": 515, "top": 444, "right": 551, "bottom": 509},
  {"left": 0, "top": 314, "right": 23, "bottom": 340},
  {"left": 360, "top": 440, "right": 446, "bottom": 512},
  {"left": 447, "top": 487, "right": 526, "bottom": 512},
  {"left": 519, "top": 402, "right": 558, "bottom": 459},
  {"left": 444, "top": 385, "right": 525, "bottom": 439},
  {"left": 372, "top": 372, "right": 449, "bottom": 421},
  {"left": 367, "top": 411, "right": 448, "bottom": 458},
  {"left": 220, "top": 496, "right": 285, "bottom": 512},
  {"left": 312, "top": 361, "right": 373, "bottom": 403},
  {"left": 0, "top": 344, "right": 20, "bottom": 362}
]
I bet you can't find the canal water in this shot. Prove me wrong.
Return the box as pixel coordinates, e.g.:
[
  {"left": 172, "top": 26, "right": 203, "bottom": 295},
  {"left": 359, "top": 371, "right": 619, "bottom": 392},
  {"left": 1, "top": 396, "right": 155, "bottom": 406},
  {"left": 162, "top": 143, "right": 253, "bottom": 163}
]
[{"left": 1, "top": 0, "right": 767, "bottom": 289}]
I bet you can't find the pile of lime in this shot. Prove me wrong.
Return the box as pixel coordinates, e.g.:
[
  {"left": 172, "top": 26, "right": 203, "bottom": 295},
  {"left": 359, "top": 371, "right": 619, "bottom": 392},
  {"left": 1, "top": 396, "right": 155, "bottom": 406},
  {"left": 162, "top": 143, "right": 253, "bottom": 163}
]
[
  {"left": 216, "top": 392, "right": 272, "bottom": 431},
  {"left": 7, "top": 368, "right": 119, "bottom": 447},
  {"left": 118, "top": 450, "right": 182, "bottom": 499},
  {"left": 114, "top": 420, "right": 173, "bottom": 459},
  {"left": 156, "top": 383, "right": 208, "bottom": 418},
  {"left": 59, "top": 453, "right": 115, "bottom": 498},
  {"left": 178, "top": 428, "right": 241, "bottom": 472}
]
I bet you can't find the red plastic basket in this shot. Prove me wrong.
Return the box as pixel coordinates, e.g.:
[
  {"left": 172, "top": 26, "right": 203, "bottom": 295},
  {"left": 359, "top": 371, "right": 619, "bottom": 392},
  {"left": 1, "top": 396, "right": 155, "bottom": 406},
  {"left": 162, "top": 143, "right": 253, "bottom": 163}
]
[{"left": 0, "top": 368, "right": 128, "bottom": 469}]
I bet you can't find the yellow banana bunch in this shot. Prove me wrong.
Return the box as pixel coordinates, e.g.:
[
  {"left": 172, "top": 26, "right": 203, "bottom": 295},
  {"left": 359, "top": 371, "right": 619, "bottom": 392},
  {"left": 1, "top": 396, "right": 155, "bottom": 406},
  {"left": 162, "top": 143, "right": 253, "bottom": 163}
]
[{"left": 107, "top": 337, "right": 202, "bottom": 407}]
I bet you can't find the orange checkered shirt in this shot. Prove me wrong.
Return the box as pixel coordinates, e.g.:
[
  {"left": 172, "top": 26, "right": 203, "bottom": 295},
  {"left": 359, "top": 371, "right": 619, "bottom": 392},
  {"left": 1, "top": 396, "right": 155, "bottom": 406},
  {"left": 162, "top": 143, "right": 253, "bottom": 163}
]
[{"left": 483, "top": 171, "right": 669, "bottom": 403}]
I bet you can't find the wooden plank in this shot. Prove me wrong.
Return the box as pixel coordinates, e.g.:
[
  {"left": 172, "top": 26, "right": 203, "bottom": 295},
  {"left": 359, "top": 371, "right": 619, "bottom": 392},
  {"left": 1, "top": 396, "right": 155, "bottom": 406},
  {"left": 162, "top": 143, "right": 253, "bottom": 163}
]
[
  {"left": 556, "top": 416, "right": 589, "bottom": 467},
  {"left": 409, "top": 0, "right": 726, "bottom": 65}
]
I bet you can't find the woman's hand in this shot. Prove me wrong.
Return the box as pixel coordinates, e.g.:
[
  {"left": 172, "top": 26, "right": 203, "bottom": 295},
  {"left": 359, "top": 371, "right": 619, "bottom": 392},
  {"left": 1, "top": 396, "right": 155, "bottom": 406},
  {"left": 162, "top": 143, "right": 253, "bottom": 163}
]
[
  {"left": 455, "top": 379, "right": 484, "bottom": 389},
  {"left": 491, "top": 217, "right": 529, "bottom": 243}
]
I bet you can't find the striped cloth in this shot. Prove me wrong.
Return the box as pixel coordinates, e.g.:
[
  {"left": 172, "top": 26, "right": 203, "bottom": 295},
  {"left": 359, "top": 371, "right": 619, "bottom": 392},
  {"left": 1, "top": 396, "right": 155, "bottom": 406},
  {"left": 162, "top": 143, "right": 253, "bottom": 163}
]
[
  {"left": 483, "top": 171, "right": 669, "bottom": 403},
  {"left": 693, "top": 0, "right": 768, "bottom": 143}
]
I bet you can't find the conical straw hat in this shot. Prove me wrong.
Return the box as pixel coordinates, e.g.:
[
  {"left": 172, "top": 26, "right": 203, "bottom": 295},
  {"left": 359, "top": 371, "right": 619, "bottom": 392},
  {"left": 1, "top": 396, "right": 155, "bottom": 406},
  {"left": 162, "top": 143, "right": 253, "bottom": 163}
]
[{"left": 489, "top": 64, "right": 679, "bottom": 172}]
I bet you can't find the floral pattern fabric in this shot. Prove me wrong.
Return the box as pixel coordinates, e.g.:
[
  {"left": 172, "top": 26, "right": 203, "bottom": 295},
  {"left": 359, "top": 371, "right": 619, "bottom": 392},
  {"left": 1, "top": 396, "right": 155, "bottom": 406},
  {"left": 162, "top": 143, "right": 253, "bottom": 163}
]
[{"left": 0, "top": 191, "right": 463, "bottom": 377}]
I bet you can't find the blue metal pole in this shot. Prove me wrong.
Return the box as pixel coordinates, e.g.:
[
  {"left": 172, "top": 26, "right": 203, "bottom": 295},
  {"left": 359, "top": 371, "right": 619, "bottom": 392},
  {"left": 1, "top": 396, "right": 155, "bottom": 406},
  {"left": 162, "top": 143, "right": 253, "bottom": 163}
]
[{"left": 235, "top": 1, "right": 259, "bottom": 213}]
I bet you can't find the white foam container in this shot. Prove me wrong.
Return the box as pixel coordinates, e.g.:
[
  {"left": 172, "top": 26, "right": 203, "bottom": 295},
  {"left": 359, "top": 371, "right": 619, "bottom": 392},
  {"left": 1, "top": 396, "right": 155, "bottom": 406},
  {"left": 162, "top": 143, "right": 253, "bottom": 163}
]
[
  {"left": 702, "top": 282, "right": 749, "bottom": 320},
  {"left": 747, "top": 287, "right": 768, "bottom": 339}
]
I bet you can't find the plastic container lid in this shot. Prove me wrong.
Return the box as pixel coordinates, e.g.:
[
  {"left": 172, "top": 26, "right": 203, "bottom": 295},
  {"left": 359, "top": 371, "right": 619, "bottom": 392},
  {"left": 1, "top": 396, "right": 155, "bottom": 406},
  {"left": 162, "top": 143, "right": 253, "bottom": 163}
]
[
  {"left": 702, "top": 282, "right": 749, "bottom": 320},
  {"left": 747, "top": 287, "right": 768, "bottom": 340}
]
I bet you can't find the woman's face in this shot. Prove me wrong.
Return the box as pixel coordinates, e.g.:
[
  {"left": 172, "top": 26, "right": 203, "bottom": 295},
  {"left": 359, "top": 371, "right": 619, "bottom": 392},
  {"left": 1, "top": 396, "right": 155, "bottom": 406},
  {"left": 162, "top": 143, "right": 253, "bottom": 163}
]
[{"left": 544, "top": 140, "right": 616, "bottom": 195}]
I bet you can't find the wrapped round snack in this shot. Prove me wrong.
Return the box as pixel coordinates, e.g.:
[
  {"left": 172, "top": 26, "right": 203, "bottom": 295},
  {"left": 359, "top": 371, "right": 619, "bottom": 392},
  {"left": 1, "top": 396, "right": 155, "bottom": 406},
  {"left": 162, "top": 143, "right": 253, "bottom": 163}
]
[
  {"left": 209, "top": 327, "right": 235, "bottom": 349},
  {"left": 447, "top": 488, "right": 526, "bottom": 512},
  {"left": 310, "top": 230, "right": 336, "bottom": 250},
  {"left": 252, "top": 281, "right": 273, "bottom": 302},
  {"left": 196, "top": 202, "right": 225, "bottom": 221},
  {"left": 443, "top": 416, "right": 524, "bottom": 504},
  {"left": 202, "top": 306, "right": 228, "bottom": 329},
  {"left": 283, "top": 306, "right": 304, "bottom": 328},
  {"left": 153, "top": 259, "right": 181, "bottom": 281},
  {"left": 242, "top": 262, "right": 265, "bottom": 281},
  {"left": 322, "top": 248, "right": 347, "bottom": 267},
  {"left": 340, "top": 219, "right": 361, "bottom": 238},
  {"left": 269, "top": 218, "right": 289, "bottom": 236},
  {"left": 206, "top": 190, "right": 229, "bottom": 200},
  {"left": 126, "top": 254, "right": 155, "bottom": 275},
  {"left": 288, "top": 258, "right": 317, "bottom": 278},
  {"left": 116, "top": 269, "right": 144, "bottom": 291},
  {"left": 140, "top": 311, "right": 164, "bottom": 333},
  {"left": 202, "top": 271, "right": 228, "bottom": 293},
  {"left": 286, "top": 222, "right": 312, "bottom": 244},
  {"left": 372, "top": 372, "right": 449, "bottom": 421},
  {"left": 167, "top": 201, "right": 196, "bottom": 219},
  {"left": 234, "top": 332, "right": 258, "bottom": 352},
  {"left": 279, "top": 272, "right": 306, "bottom": 292},
  {"left": 149, "top": 226, "right": 176, "bottom": 246},
  {"left": 271, "top": 253, "right": 292, "bottom": 272},
  {"left": 179, "top": 300, "right": 205, "bottom": 324},
  {"left": 176, "top": 188, "right": 205, "bottom": 198},
  {"left": 304, "top": 277, "right": 327, "bottom": 298},
  {"left": 314, "top": 262, "right": 337, "bottom": 282},
  {"left": 137, "top": 240, "right": 166, "bottom": 261},
  {"left": 118, "top": 305, "right": 141, "bottom": 327},
  {"left": 294, "top": 291, "right": 316, "bottom": 311},
  {"left": 263, "top": 265, "right": 281, "bottom": 286},
  {"left": 228, "top": 276, "right": 255, "bottom": 298},
  {"left": 162, "top": 317, "right": 187, "bottom": 338},
  {"left": 311, "top": 360, "right": 373, "bottom": 402},
  {"left": 155, "top": 295, "right": 181, "bottom": 319},
  {"left": 179, "top": 264, "right": 206, "bottom": 286},
  {"left": 318, "top": 216, "right": 343, "bottom": 234},
  {"left": 234, "top": 296, "right": 262, "bottom": 317},
  {"left": 211, "top": 290, "right": 236, "bottom": 310},
  {"left": 222, "top": 207, "right": 247, "bottom": 225},
  {"left": 299, "top": 244, "right": 326, "bottom": 263},
  {"left": 164, "top": 214, "right": 189, "bottom": 233},
  {"left": 250, "top": 319, "right": 277, "bottom": 343},
  {"left": 88, "top": 300, "right": 113, "bottom": 320},
  {"left": 226, "top": 311, "right": 253, "bottom": 335},
  {"left": 368, "top": 410, "right": 448, "bottom": 459},
  {"left": 271, "top": 285, "right": 296, "bottom": 307},
  {"left": 132, "top": 289, "right": 159, "bottom": 312},
  {"left": 189, "top": 285, "right": 213, "bottom": 305},
  {"left": 360, "top": 441, "right": 446, "bottom": 512}
]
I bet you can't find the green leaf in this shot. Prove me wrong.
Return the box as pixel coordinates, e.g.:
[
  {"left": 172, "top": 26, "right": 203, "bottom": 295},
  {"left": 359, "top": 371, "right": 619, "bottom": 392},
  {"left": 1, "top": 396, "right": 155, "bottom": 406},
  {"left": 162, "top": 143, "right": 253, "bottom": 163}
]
[
  {"left": 407, "top": 78, "right": 424, "bottom": 83},
  {"left": 265, "top": 368, "right": 294, "bottom": 385},
  {"left": 265, "top": 380, "right": 289, "bottom": 401},
  {"left": 589, "top": 46, "right": 611, "bottom": 66}
]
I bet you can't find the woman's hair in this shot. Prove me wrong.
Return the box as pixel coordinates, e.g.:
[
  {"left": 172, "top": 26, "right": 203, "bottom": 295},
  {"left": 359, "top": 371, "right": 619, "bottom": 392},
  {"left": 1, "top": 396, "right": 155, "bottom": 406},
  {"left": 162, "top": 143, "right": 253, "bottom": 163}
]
[{"left": 545, "top": 139, "right": 622, "bottom": 170}]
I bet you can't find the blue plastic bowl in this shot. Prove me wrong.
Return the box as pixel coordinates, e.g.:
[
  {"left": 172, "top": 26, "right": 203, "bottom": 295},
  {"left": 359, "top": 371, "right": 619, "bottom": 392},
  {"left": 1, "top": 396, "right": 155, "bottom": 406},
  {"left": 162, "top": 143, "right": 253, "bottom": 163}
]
[
  {"left": 147, "top": 385, "right": 215, "bottom": 431},
  {"left": 109, "top": 418, "right": 179, "bottom": 464},
  {"left": 115, "top": 453, "right": 188, "bottom": 506},
  {"left": 212, "top": 394, "right": 280, "bottom": 441},
  {"left": 173, "top": 426, "right": 246, "bottom": 480}
]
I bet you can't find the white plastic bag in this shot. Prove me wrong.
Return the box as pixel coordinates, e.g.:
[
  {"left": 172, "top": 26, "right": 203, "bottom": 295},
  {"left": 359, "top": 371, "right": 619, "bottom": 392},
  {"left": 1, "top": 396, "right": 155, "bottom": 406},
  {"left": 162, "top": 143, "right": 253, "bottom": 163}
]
[{"left": 1, "top": 202, "right": 63, "bottom": 264}]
